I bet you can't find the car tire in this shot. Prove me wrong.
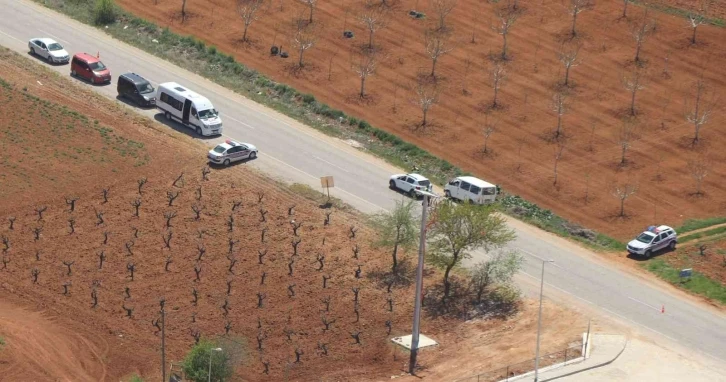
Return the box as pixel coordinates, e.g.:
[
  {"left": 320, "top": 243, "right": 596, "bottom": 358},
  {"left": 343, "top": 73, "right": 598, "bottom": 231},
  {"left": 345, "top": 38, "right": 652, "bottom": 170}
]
[
  {"left": 669, "top": 241, "right": 676, "bottom": 250},
  {"left": 409, "top": 189, "right": 417, "bottom": 198},
  {"left": 164, "top": 112, "right": 171, "bottom": 120},
  {"left": 249, "top": 151, "right": 257, "bottom": 159},
  {"left": 389, "top": 180, "right": 396, "bottom": 190},
  {"left": 71, "top": 69, "right": 76, "bottom": 77},
  {"left": 223, "top": 159, "right": 230, "bottom": 166},
  {"left": 644, "top": 250, "right": 652, "bottom": 259},
  {"left": 47, "top": 55, "right": 53, "bottom": 64},
  {"left": 29, "top": 47, "right": 35, "bottom": 55},
  {"left": 196, "top": 127, "right": 203, "bottom": 136},
  {"left": 444, "top": 190, "right": 451, "bottom": 198}
]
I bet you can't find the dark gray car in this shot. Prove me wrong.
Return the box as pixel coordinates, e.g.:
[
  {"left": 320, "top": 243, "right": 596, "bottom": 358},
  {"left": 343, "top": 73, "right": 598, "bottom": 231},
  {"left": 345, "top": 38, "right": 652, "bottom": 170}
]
[{"left": 117, "top": 73, "right": 156, "bottom": 107}]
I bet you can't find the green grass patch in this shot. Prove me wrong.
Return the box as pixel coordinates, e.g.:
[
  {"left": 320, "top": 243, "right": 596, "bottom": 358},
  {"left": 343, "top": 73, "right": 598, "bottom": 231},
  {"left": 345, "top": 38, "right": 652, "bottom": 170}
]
[
  {"left": 34, "top": 0, "right": 624, "bottom": 251},
  {"left": 676, "top": 217, "right": 726, "bottom": 233},
  {"left": 679, "top": 226, "right": 726, "bottom": 243},
  {"left": 629, "top": 0, "right": 726, "bottom": 27},
  {"left": 644, "top": 259, "right": 726, "bottom": 305}
]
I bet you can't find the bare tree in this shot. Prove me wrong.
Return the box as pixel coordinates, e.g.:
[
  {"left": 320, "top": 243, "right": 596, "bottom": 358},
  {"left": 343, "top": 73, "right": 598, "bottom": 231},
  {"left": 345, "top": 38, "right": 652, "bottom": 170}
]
[
  {"left": 411, "top": 78, "right": 440, "bottom": 129},
  {"left": 291, "top": 18, "right": 320, "bottom": 68},
  {"left": 612, "top": 181, "right": 638, "bottom": 217},
  {"left": 632, "top": 8, "right": 655, "bottom": 64},
  {"left": 238, "top": 0, "right": 265, "bottom": 42},
  {"left": 551, "top": 91, "right": 568, "bottom": 140},
  {"left": 552, "top": 140, "right": 566, "bottom": 186},
  {"left": 424, "top": 29, "right": 454, "bottom": 78},
  {"left": 429, "top": 0, "right": 457, "bottom": 32},
  {"left": 616, "top": 117, "right": 639, "bottom": 166},
  {"left": 492, "top": 7, "right": 518, "bottom": 60},
  {"left": 352, "top": 49, "right": 379, "bottom": 98},
  {"left": 490, "top": 62, "right": 506, "bottom": 108},
  {"left": 621, "top": 0, "right": 629, "bottom": 18},
  {"left": 358, "top": 2, "right": 388, "bottom": 49},
  {"left": 688, "top": 154, "right": 709, "bottom": 196},
  {"left": 684, "top": 76, "right": 716, "bottom": 145},
  {"left": 181, "top": 0, "right": 188, "bottom": 22},
  {"left": 567, "top": 0, "right": 592, "bottom": 38},
  {"left": 558, "top": 41, "right": 581, "bottom": 87},
  {"left": 688, "top": 0, "right": 711, "bottom": 45},
  {"left": 622, "top": 67, "right": 645, "bottom": 116},
  {"left": 481, "top": 123, "right": 495, "bottom": 155},
  {"left": 299, "top": 0, "right": 316, "bottom": 23}
]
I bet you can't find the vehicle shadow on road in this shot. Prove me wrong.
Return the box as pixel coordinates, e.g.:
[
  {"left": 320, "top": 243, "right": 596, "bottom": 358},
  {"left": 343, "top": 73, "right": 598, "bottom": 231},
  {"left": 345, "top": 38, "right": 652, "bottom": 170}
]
[
  {"left": 115, "top": 95, "right": 156, "bottom": 110},
  {"left": 626, "top": 247, "right": 676, "bottom": 262},
  {"left": 153, "top": 114, "right": 219, "bottom": 140},
  {"left": 26, "top": 51, "right": 68, "bottom": 66},
  {"left": 208, "top": 157, "right": 256, "bottom": 170}
]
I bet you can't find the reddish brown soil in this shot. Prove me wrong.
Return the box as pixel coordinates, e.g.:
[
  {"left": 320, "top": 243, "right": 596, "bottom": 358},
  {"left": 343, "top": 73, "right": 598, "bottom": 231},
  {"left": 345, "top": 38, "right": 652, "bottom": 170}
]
[
  {"left": 0, "top": 50, "right": 587, "bottom": 381},
  {"left": 114, "top": 0, "right": 726, "bottom": 241}
]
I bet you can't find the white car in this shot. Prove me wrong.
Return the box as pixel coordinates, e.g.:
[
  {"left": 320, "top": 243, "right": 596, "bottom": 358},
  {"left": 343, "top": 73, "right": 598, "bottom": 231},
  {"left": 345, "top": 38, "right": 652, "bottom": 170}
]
[
  {"left": 28, "top": 38, "right": 70, "bottom": 64},
  {"left": 626, "top": 225, "right": 677, "bottom": 258},
  {"left": 208, "top": 139, "right": 258, "bottom": 166},
  {"left": 389, "top": 173, "right": 432, "bottom": 198}
]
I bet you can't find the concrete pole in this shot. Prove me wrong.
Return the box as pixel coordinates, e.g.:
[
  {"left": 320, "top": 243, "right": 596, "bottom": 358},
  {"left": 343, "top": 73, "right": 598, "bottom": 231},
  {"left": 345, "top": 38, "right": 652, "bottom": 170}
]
[
  {"left": 408, "top": 194, "right": 429, "bottom": 375},
  {"left": 534, "top": 260, "right": 553, "bottom": 381}
]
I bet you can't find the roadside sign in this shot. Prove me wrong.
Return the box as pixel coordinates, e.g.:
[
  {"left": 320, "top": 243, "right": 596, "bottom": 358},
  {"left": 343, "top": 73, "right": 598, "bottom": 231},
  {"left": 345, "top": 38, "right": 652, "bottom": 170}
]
[
  {"left": 320, "top": 176, "right": 334, "bottom": 188},
  {"left": 679, "top": 268, "right": 692, "bottom": 283}
]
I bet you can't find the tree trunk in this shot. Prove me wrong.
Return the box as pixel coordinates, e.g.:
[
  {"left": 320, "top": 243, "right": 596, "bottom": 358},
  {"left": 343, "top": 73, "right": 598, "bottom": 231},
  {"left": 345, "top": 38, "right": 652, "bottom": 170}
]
[
  {"left": 369, "top": 29, "right": 374, "bottom": 49},
  {"left": 621, "top": 144, "right": 627, "bottom": 165},
  {"left": 430, "top": 56, "right": 438, "bottom": 77},
  {"left": 622, "top": 0, "right": 628, "bottom": 18},
  {"left": 442, "top": 261, "right": 456, "bottom": 303},
  {"left": 298, "top": 47, "right": 305, "bottom": 67},
  {"left": 360, "top": 75, "right": 366, "bottom": 98},
  {"left": 243, "top": 23, "right": 250, "bottom": 42},
  {"left": 556, "top": 112, "right": 562, "bottom": 137},
  {"left": 692, "top": 26, "right": 697, "bottom": 44},
  {"left": 634, "top": 42, "right": 642, "bottom": 62},
  {"left": 309, "top": 4, "right": 314, "bottom": 23},
  {"left": 571, "top": 10, "right": 578, "bottom": 37},
  {"left": 620, "top": 198, "right": 625, "bottom": 217},
  {"left": 564, "top": 65, "right": 571, "bottom": 86},
  {"left": 392, "top": 241, "right": 399, "bottom": 275},
  {"left": 630, "top": 88, "right": 637, "bottom": 116},
  {"left": 182, "top": 0, "right": 187, "bottom": 21},
  {"left": 493, "top": 85, "right": 499, "bottom": 108},
  {"left": 553, "top": 159, "right": 559, "bottom": 185},
  {"left": 421, "top": 107, "right": 428, "bottom": 127},
  {"left": 501, "top": 34, "right": 508, "bottom": 60}
]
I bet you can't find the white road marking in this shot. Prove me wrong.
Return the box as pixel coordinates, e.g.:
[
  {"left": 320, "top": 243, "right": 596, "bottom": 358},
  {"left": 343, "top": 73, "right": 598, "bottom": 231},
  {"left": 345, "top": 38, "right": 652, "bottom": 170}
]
[
  {"left": 224, "top": 115, "right": 254, "bottom": 129},
  {"left": 628, "top": 296, "right": 661, "bottom": 311},
  {"left": 313, "top": 155, "right": 350, "bottom": 173},
  {"left": 0, "top": 29, "right": 24, "bottom": 43},
  {"left": 38, "top": 29, "right": 69, "bottom": 44}
]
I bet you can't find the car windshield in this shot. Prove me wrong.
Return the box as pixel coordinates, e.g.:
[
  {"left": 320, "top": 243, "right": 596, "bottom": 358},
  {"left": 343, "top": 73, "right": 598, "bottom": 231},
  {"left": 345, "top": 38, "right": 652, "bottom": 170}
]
[
  {"left": 635, "top": 233, "right": 655, "bottom": 244},
  {"left": 47, "top": 43, "right": 63, "bottom": 51},
  {"left": 198, "top": 109, "right": 218, "bottom": 119},
  {"left": 418, "top": 180, "right": 431, "bottom": 187},
  {"left": 89, "top": 61, "right": 107, "bottom": 71},
  {"left": 138, "top": 83, "right": 155, "bottom": 94},
  {"left": 212, "top": 146, "right": 226, "bottom": 154}
]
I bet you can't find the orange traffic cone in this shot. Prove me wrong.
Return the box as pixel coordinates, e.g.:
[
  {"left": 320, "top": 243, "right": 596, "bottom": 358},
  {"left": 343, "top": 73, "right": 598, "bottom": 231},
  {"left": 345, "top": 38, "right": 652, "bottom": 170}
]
[{"left": 661, "top": 305, "right": 665, "bottom": 314}]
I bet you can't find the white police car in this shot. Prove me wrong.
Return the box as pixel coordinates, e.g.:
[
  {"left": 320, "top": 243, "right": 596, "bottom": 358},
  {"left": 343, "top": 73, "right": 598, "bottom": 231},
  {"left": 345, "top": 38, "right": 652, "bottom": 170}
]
[{"left": 208, "top": 139, "right": 258, "bottom": 166}]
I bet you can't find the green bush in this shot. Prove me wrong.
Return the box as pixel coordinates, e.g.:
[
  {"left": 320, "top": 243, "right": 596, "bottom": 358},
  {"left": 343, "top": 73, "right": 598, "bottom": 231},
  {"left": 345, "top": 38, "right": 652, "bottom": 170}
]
[
  {"left": 347, "top": 116, "right": 358, "bottom": 126},
  {"left": 357, "top": 120, "right": 371, "bottom": 131},
  {"left": 182, "top": 340, "right": 233, "bottom": 382},
  {"left": 302, "top": 93, "right": 316, "bottom": 105},
  {"left": 93, "top": 0, "right": 116, "bottom": 25},
  {"left": 207, "top": 46, "right": 218, "bottom": 57}
]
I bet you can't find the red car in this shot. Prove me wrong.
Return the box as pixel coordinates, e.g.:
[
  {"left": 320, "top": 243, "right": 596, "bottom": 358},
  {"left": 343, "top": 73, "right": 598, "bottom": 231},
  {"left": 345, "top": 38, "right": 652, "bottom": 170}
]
[{"left": 70, "top": 53, "right": 111, "bottom": 84}]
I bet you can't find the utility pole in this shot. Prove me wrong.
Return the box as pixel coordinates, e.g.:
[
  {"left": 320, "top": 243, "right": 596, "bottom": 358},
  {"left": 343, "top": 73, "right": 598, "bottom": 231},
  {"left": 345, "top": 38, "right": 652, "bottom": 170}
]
[
  {"left": 534, "top": 259, "right": 554, "bottom": 382},
  {"left": 409, "top": 192, "right": 432, "bottom": 375}
]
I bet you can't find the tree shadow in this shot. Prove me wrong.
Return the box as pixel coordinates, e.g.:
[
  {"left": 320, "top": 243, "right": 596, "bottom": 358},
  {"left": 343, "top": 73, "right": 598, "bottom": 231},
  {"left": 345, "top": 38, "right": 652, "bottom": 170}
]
[
  {"left": 366, "top": 257, "right": 415, "bottom": 290},
  {"left": 422, "top": 277, "right": 519, "bottom": 321}
]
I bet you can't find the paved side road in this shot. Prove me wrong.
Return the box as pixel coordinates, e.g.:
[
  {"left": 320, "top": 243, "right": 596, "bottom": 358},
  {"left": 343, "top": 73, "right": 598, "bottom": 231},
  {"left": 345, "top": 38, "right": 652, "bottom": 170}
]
[{"left": 1, "top": 0, "right": 726, "bottom": 367}]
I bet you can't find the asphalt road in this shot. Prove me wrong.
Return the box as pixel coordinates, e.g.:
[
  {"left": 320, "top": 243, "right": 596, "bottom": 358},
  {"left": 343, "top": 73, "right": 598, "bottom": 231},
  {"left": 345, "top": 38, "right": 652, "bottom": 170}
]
[{"left": 2, "top": 0, "right": 726, "bottom": 369}]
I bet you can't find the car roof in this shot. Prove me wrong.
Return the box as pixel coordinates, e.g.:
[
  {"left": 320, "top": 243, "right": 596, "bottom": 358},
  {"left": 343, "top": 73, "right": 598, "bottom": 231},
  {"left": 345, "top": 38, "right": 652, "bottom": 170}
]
[
  {"left": 32, "top": 37, "right": 59, "bottom": 45},
  {"left": 73, "top": 53, "right": 100, "bottom": 63},
  {"left": 158, "top": 82, "right": 215, "bottom": 110},
  {"left": 657, "top": 225, "right": 674, "bottom": 231},
  {"left": 407, "top": 173, "right": 429, "bottom": 181},
  {"left": 120, "top": 73, "right": 150, "bottom": 85},
  {"left": 456, "top": 176, "right": 496, "bottom": 188}
]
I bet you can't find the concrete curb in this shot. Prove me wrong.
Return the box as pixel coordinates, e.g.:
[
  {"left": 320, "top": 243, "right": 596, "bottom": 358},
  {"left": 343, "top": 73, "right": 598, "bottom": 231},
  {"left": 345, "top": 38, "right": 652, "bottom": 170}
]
[{"left": 541, "top": 337, "right": 629, "bottom": 382}]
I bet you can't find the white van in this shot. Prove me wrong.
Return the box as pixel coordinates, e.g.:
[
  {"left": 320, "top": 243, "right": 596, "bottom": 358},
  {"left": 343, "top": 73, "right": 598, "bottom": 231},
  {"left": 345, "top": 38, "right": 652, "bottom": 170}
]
[
  {"left": 444, "top": 176, "right": 497, "bottom": 204},
  {"left": 156, "top": 82, "right": 223, "bottom": 136}
]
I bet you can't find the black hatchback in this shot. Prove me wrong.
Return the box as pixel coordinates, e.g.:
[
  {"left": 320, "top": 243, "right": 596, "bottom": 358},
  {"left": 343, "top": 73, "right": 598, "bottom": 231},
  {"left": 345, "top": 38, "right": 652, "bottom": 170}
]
[{"left": 117, "top": 72, "right": 156, "bottom": 107}]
